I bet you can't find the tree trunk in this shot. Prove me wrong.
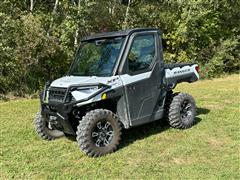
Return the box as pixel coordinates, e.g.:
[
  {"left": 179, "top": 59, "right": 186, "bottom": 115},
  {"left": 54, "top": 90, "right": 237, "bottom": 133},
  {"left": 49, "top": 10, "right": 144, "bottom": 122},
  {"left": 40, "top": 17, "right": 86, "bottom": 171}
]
[
  {"left": 30, "top": 0, "right": 34, "bottom": 12},
  {"left": 110, "top": 0, "right": 117, "bottom": 15},
  {"left": 47, "top": 0, "right": 59, "bottom": 36},
  {"left": 123, "top": 0, "right": 131, "bottom": 29},
  {"left": 74, "top": 0, "right": 81, "bottom": 48},
  {"left": 74, "top": 29, "right": 79, "bottom": 48},
  {"left": 53, "top": 0, "right": 59, "bottom": 14}
]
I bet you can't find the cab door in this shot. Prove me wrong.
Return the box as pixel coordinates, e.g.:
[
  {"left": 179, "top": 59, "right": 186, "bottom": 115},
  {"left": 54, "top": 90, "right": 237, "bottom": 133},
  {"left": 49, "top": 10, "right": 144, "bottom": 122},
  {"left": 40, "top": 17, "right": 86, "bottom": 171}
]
[{"left": 119, "top": 32, "right": 165, "bottom": 126}]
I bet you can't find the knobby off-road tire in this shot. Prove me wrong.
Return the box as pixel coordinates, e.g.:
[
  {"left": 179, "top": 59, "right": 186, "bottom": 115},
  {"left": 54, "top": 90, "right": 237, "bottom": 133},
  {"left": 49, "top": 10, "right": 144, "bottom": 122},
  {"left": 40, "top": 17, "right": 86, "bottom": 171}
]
[
  {"left": 76, "top": 109, "right": 122, "bottom": 157},
  {"left": 34, "top": 112, "right": 64, "bottom": 140},
  {"left": 165, "top": 93, "right": 196, "bottom": 129}
]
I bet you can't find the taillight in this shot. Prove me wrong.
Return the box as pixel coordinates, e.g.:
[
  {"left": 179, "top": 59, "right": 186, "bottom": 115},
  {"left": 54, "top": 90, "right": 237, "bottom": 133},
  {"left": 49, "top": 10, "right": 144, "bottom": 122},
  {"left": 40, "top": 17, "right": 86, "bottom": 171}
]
[{"left": 195, "top": 65, "right": 200, "bottom": 73}]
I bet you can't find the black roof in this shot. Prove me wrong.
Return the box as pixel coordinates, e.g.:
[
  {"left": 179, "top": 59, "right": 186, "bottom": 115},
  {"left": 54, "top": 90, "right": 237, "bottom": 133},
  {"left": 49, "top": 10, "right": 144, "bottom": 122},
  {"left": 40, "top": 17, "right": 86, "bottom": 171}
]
[{"left": 81, "top": 28, "right": 161, "bottom": 42}]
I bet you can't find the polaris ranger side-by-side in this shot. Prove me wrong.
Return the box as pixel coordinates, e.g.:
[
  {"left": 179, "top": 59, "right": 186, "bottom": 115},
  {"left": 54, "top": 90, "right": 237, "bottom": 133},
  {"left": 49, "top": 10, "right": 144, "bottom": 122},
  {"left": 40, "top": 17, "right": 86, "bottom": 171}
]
[{"left": 35, "top": 28, "right": 199, "bottom": 157}]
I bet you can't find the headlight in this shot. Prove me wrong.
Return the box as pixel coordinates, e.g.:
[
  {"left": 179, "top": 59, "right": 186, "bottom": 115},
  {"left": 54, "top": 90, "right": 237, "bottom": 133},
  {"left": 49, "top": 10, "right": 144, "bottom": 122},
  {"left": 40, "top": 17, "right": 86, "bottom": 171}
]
[{"left": 71, "top": 86, "right": 98, "bottom": 101}]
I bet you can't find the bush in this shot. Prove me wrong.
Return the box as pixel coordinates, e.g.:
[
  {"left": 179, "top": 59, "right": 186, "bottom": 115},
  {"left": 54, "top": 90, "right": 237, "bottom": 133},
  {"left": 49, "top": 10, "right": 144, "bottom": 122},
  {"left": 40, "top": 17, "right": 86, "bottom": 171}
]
[{"left": 0, "top": 0, "right": 239, "bottom": 95}]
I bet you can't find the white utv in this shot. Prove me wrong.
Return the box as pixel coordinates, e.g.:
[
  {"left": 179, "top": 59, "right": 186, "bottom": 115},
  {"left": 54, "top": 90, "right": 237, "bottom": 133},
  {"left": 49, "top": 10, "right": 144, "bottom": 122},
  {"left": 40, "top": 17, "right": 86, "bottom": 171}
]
[{"left": 35, "top": 28, "right": 200, "bottom": 157}]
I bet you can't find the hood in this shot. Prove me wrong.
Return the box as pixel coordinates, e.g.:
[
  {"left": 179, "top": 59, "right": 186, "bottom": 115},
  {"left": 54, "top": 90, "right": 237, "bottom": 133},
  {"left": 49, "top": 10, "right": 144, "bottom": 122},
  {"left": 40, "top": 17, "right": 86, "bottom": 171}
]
[
  {"left": 49, "top": 75, "right": 122, "bottom": 103},
  {"left": 50, "top": 76, "right": 113, "bottom": 88}
]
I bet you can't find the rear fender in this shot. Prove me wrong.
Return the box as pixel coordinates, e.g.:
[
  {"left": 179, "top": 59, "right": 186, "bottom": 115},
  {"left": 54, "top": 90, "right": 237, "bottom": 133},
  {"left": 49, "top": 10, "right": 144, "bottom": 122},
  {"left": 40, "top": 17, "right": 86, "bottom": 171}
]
[{"left": 165, "top": 64, "right": 199, "bottom": 89}]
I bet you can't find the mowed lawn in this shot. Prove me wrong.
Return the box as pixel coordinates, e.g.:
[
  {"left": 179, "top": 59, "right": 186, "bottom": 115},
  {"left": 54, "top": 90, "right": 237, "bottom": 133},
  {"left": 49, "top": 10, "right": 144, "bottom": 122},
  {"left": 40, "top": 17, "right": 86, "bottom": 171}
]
[{"left": 0, "top": 74, "right": 239, "bottom": 179}]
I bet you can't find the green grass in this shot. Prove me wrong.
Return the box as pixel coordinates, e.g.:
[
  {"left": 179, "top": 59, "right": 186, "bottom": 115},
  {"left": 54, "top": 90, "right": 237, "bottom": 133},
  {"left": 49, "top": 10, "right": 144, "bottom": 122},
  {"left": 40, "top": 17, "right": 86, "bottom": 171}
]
[{"left": 1, "top": 74, "right": 239, "bottom": 179}]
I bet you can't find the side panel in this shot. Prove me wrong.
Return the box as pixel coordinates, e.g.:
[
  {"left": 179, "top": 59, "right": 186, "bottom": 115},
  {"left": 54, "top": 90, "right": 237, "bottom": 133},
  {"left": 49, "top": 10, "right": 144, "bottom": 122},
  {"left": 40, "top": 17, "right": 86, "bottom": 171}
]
[
  {"left": 116, "top": 95, "right": 130, "bottom": 128},
  {"left": 101, "top": 85, "right": 131, "bottom": 129},
  {"left": 119, "top": 32, "right": 167, "bottom": 127},
  {"left": 120, "top": 63, "right": 165, "bottom": 126}
]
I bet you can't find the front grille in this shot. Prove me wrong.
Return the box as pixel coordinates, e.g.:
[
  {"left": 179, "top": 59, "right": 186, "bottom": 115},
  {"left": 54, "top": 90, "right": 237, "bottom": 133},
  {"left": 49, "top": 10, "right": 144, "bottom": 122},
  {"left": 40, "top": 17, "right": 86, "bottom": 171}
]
[{"left": 48, "top": 87, "right": 67, "bottom": 103}]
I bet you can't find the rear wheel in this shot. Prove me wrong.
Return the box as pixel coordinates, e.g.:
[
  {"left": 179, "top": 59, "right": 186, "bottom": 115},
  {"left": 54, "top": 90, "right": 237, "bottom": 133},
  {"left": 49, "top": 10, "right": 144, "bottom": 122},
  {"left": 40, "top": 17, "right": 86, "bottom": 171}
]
[
  {"left": 166, "top": 93, "right": 196, "bottom": 129},
  {"left": 34, "top": 111, "right": 64, "bottom": 140},
  {"left": 76, "top": 109, "right": 122, "bottom": 157}
]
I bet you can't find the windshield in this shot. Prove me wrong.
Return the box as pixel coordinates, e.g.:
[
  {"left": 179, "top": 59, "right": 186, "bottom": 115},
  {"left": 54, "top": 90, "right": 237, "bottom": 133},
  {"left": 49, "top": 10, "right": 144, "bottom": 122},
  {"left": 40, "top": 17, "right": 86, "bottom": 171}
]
[{"left": 69, "top": 37, "right": 125, "bottom": 76}]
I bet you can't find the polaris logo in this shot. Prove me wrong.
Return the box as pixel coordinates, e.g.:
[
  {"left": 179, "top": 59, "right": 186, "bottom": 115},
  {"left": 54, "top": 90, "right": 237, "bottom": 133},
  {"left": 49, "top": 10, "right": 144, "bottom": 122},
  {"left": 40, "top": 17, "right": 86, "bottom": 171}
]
[{"left": 174, "top": 69, "right": 190, "bottom": 74}]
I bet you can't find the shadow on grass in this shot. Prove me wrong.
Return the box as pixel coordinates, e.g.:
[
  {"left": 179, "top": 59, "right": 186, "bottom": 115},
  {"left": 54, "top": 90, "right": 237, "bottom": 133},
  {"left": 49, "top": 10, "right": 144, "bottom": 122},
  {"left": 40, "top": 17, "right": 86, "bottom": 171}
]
[
  {"left": 119, "top": 107, "right": 210, "bottom": 150},
  {"left": 197, "top": 107, "right": 210, "bottom": 115}
]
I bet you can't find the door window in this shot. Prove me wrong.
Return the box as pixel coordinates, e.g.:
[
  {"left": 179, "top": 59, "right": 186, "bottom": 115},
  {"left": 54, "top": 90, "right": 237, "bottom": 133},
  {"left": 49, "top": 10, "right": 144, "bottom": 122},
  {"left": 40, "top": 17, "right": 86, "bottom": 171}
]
[{"left": 127, "top": 34, "right": 156, "bottom": 73}]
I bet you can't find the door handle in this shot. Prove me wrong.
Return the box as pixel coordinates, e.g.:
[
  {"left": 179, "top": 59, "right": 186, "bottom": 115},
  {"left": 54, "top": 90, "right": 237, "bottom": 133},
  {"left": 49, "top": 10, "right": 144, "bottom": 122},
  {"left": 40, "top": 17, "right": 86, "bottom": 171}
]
[{"left": 129, "top": 86, "right": 135, "bottom": 90}]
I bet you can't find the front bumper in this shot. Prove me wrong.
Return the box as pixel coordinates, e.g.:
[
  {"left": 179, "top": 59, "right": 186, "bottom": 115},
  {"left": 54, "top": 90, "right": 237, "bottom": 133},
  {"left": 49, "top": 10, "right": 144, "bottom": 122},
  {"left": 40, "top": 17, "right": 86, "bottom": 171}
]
[
  {"left": 40, "top": 82, "right": 110, "bottom": 135},
  {"left": 41, "top": 102, "right": 76, "bottom": 135}
]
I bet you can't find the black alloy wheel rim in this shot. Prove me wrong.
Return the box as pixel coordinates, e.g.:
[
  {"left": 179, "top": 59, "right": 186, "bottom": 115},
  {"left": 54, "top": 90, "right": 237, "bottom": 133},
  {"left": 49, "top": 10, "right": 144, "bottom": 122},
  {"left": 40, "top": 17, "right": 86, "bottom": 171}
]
[
  {"left": 46, "top": 116, "right": 56, "bottom": 130},
  {"left": 180, "top": 100, "right": 193, "bottom": 122},
  {"left": 91, "top": 120, "right": 114, "bottom": 147},
  {"left": 46, "top": 119, "right": 54, "bottom": 130}
]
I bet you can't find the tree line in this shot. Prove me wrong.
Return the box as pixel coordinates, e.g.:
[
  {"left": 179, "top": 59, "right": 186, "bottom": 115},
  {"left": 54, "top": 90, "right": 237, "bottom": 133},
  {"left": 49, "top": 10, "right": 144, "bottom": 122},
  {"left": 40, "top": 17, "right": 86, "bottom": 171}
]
[{"left": 0, "top": 0, "right": 239, "bottom": 95}]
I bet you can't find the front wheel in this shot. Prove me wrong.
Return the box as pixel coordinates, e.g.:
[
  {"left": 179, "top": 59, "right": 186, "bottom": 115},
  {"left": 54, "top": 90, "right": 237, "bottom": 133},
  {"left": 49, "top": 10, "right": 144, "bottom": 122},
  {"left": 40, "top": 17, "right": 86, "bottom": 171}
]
[
  {"left": 34, "top": 111, "right": 64, "bottom": 140},
  {"left": 76, "top": 109, "right": 122, "bottom": 157},
  {"left": 166, "top": 93, "right": 196, "bottom": 129}
]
